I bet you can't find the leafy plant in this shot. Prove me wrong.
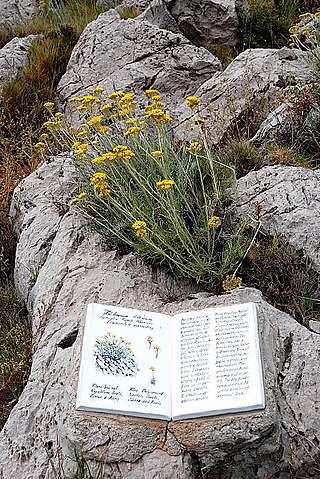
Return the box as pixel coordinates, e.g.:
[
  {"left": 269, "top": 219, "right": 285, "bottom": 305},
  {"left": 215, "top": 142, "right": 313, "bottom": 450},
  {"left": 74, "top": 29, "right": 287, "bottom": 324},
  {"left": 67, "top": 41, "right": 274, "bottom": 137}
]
[{"left": 42, "top": 89, "right": 258, "bottom": 291}]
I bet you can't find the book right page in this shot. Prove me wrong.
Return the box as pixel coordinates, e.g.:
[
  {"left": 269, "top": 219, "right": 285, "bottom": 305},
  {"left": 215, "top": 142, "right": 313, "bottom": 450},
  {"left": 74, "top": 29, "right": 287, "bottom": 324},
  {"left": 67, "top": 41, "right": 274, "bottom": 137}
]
[{"left": 171, "top": 303, "right": 265, "bottom": 421}]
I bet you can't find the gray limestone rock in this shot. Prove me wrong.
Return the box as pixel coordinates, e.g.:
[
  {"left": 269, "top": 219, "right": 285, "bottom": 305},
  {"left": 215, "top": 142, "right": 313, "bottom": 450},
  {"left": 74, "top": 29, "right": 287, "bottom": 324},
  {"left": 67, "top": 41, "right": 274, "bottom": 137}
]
[
  {"left": 173, "top": 47, "right": 315, "bottom": 144},
  {"left": 0, "top": 35, "right": 37, "bottom": 96},
  {"left": 250, "top": 102, "right": 293, "bottom": 145},
  {"left": 1, "top": 156, "right": 320, "bottom": 478},
  {"left": 0, "top": 0, "right": 38, "bottom": 30},
  {"left": 235, "top": 165, "right": 320, "bottom": 271},
  {"left": 56, "top": 9, "right": 221, "bottom": 123},
  {"left": 163, "top": 0, "right": 249, "bottom": 47}
]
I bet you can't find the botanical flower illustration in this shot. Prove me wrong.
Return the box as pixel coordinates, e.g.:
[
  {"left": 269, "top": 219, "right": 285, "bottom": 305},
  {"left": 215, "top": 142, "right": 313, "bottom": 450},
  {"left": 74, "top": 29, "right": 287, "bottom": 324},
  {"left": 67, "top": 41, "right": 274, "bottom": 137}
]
[{"left": 94, "top": 333, "right": 139, "bottom": 376}]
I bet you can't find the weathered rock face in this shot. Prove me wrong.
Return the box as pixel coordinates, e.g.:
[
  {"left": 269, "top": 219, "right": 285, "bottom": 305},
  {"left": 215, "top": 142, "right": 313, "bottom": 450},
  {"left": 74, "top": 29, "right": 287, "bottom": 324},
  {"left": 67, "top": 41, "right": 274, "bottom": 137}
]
[
  {"left": 0, "top": 35, "right": 37, "bottom": 95},
  {"left": 235, "top": 165, "right": 320, "bottom": 272},
  {"left": 1, "top": 156, "right": 320, "bottom": 478},
  {"left": 0, "top": 0, "right": 38, "bottom": 30},
  {"left": 163, "top": 0, "right": 249, "bottom": 47},
  {"left": 57, "top": 9, "right": 221, "bottom": 121},
  {"left": 173, "top": 47, "right": 314, "bottom": 144}
]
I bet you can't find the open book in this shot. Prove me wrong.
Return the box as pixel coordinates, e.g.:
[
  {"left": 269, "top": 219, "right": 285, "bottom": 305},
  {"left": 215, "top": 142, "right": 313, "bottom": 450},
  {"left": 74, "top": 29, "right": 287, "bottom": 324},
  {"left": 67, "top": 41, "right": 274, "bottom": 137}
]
[{"left": 76, "top": 302, "right": 265, "bottom": 421}]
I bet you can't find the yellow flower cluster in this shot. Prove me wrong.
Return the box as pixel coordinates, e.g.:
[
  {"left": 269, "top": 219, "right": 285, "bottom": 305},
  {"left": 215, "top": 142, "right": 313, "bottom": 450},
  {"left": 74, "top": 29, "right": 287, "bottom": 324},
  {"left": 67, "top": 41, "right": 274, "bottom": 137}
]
[
  {"left": 156, "top": 179, "right": 175, "bottom": 190},
  {"left": 91, "top": 172, "right": 111, "bottom": 198},
  {"left": 187, "top": 141, "right": 202, "bottom": 154},
  {"left": 87, "top": 115, "right": 104, "bottom": 126},
  {"left": 72, "top": 141, "right": 88, "bottom": 157},
  {"left": 222, "top": 275, "right": 242, "bottom": 292},
  {"left": 124, "top": 126, "right": 143, "bottom": 136},
  {"left": 70, "top": 191, "right": 87, "bottom": 205},
  {"left": 289, "top": 12, "right": 320, "bottom": 48},
  {"left": 194, "top": 118, "right": 206, "bottom": 126},
  {"left": 151, "top": 150, "right": 164, "bottom": 158},
  {"left": 186, "top": 96, "right": 200, "bottom": 108},
  {"left": 113, "top": 144, "right": 135, "bottom": 160},
  {"left": 145, "top": 108, "right": 172, "bottom": 124},
  {"left": 92, "top": 152, "right": 117, "bottom": 165},
  {"left": 69, "top": 95, "right": 100, "bottom": 112},
  {"left": 208, "top": 216, "right": 221, "bottom": 228},
  {"left": 132, "top": 220, "right": 147, "bottom": 238}
]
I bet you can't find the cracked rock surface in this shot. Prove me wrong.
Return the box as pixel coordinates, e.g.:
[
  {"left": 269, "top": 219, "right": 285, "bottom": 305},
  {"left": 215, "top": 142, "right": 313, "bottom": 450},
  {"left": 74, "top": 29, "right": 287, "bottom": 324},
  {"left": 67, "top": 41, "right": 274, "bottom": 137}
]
[
  {"left": 1, "top": 156, "right": 320, "bottom": 478},
  {"left": 0, "top": 0, "right": 38, "bottom": 30},
  {"left": 235, "top": 165, "right": 320, "bottom": 271},
  {"left": 57, "top": 9, "right": 221, "bottom": 122},
  {"left": 173, "top": 47, "right": 314, "bottom": 144},
  {"left": 0, "top": 35, "right": 37, "bottom": 96}
]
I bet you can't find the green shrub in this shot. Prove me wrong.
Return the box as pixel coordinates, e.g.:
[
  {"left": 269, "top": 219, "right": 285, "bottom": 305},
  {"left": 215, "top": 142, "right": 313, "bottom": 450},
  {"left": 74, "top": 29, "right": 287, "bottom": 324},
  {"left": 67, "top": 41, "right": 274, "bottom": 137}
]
[{"left": 42, "top": 90, "right": 260, "bottom": 291}]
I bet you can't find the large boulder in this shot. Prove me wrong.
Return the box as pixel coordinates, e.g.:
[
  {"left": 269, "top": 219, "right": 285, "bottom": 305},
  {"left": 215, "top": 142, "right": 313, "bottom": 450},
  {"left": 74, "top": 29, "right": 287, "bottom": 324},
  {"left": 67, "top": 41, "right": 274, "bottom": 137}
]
[
  {"left": 173, "top": 47, "right": 314, "bottom": 144},
  {"left": 163, "top": 0, "right": 249, "bottom": 47},
  {"left": 0, "top": 35, "right": 37, "bottom": 96},
  {"left": 1, "top": 156, "right": 320, "bottom": 478},
  {"left": 57, "top": 9, "right": 221, "bottom": 121},
  {"left": 235, "top": 165, "right": 320, "bottom": 272},
  {"left": 0, "top": 0, "right": 38, "bottom": 30}
]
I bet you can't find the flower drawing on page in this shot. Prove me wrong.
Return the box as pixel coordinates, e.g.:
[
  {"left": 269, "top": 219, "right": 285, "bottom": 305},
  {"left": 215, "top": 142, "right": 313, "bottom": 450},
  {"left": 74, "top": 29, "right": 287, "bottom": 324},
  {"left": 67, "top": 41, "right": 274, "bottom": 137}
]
[
  {"left": 150, "top": 366, "right": 156, "bottom": 385},
  {"left": 94, "top": 332, "right": 139, "bottom": 376}
]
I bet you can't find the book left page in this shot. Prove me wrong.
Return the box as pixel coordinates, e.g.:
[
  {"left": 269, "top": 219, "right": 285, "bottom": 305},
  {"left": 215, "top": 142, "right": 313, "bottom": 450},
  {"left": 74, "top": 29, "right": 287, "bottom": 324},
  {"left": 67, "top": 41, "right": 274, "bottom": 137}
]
[{"left": 76, "top": 303, "right": 173, "bottom": 420}]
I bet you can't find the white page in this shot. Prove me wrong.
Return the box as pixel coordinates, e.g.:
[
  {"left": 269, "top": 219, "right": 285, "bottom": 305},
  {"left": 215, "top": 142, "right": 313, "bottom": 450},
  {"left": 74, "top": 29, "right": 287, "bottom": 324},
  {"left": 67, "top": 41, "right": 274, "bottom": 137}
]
[
  {"left": 76, "top": 303, "right": 173, "bottom": 420},
  {"left": 171, "top": 303, "right": 265, "bottom": 420}
]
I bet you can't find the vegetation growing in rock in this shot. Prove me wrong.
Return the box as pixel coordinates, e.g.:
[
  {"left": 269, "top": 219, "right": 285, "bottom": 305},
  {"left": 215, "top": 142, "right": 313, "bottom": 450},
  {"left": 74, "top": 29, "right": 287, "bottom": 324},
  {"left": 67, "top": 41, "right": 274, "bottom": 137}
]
[{"left": 0, "top": 1, "right": 319, "bottom": 461}]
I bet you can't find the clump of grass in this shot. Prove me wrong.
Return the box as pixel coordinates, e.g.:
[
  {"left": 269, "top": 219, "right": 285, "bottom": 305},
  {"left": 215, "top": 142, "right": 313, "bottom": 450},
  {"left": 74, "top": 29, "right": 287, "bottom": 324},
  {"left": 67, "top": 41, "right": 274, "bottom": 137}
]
[
  {"left": 42, "top": 89, "right": 259, "bottom": 291},
  {"left": 240, "top": 0, "right": 303, "bottom": 49},
  {"left": 243, "top": 235, "right": 320, "bottom": 326},
  {"left": 0, "top": 280, "right": 32, "bottom": 429},
  {"left": 220, "top": 140, "right": 263, "bottom": 178},
  {"left": 118, "top": 6, "right": 141, "bottom": 20}
]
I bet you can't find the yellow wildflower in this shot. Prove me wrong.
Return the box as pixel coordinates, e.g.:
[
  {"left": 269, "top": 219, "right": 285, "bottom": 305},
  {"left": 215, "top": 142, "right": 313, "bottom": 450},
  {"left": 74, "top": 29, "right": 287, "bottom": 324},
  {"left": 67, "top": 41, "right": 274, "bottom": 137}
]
[
  {"left": 126, "top": 118, "right": 137, "bottom": 125},
  {"left": 187, "top": 141, "right": 202, "bottom": 153},
  {"left": 91, "top": 172, "right": 107, "bottom": 184},
  {"left": 124, "top": 126, "right": 142, "bottom": 136},
  {"left": 222, "top": 275, "right": 242, "bottom": 292},
  {"left": 34, "top": 142, "right": 46, "bottom": 149},
  {"left": 132, "top": 220, "right": 147, "bottom": 230},
  {"left": 78, "top": 192, "right": 87, "bottom": 199},
  {"left": 55, "top": 112, "right": 64, "bottom": 120},
  {"left": 97, "top": 125, "right": 109, "bottom": 133},
  {"left": 151, "top": 151, "right": 164, "bottom": 158},
  {"left": 102, "top": 103, "right": 112, "bottom": 111},
  {"left": 144, "top": 108, "right": 172, "bottom": 123},
  {"left": 71, "top": 142, "right": 88, "bottom": 156},
  {"left": 79, "top": 95, "right": 96, "bottom": 104},
  {"left": 299, "top": 12, "right": 312, "bottom": 19},
  {"left": 113, "top": 145, "right": 135, "bottom": 160},
  {"left": 92, "top": 152, "right": 117, "bottom": 164},
  {"left": 93, "top": 86, "right": 104, "bottom": 93},
  {"left": 44, "top": 101, "right": 54, "bottom": 111},
  {"left": 208, "top": 216, "right": 221, "bottom": 228},
  {"left": 118, "top": 108, "right": 130, "bottom": 117},
  {"left": 144, "top": 89, "right": 160, "bottom": 98},
  {"left": 186, "top": 96, "right": 200, "bottom": 108},
  {"left": 108, "top": 91, "right": 125, "bottom": 100},
  {"left": 70, "top": 198, "right": 79, "bottom": 205},
  {"left": 156, "top": 179, "right": 175, "bottom": 190},
  {"left": 136, "top": 229, "right": 147, "bottom": 238},
  {"left": 87, "top": 115, "right": 104, "bottom": 126},
  {"left": 194, "top": 118, "right": 206, "bottom": 126},
  {"left": 77, "top": 130, "right": 88, "bottom": 138},
  {"left": 40, "top": 133, "right": 49, "bottom": 140},
  {"left": 76, "top": 105, "right": 88, "bottom": 111}
]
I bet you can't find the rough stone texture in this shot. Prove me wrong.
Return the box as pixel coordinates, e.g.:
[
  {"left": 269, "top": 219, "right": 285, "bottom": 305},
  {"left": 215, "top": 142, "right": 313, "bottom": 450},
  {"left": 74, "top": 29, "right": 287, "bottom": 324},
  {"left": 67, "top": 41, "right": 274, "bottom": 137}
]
[
  {"left": 163, "top": 0, "right": 249, "bottom": 47},
  {"left": 56, "top": 9, "right": 221, "bottom": 122},
  {"left": 0, "top": 0, "right": 38, "bottom": 30},
  {"left": 250, "top": 102, "right": 293, "bottom": 145},
  {"left": 140, "top": 0, "right": 181, "bottom": 34},
  {"left": 0, "top": 35, "right": 37, "bottom": 96},
  {"left": 1, "top": 156, "right": 320, "bottom": 478},
  {"left": 235, "top": 165, "right": 320, "bottom": 271},
  {"left": 173, "top": 47, "right": 314, "bottom": 144}
]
